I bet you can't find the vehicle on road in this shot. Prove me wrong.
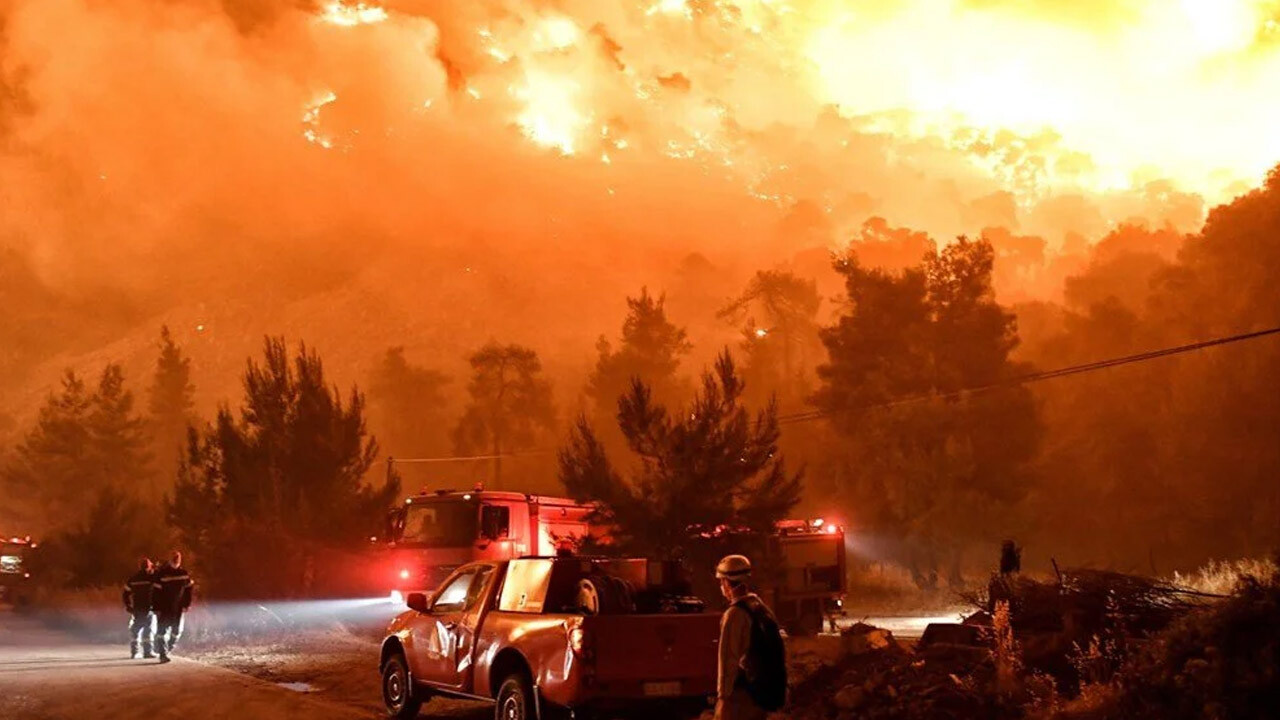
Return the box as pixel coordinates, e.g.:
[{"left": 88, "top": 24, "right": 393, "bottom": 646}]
[
  {"left": 0, "top": 535, "right": 36, "bottom": 607},
  {"left": 690, "top": 518, "right": 847, "bottom": 636},
  {"left": 378, "top": 555, "right": 719, "bottom": 720},
  {"left": 373, "top": 489, "right": 598, "bottom": 603},
  {"left": 772, "top": 519, "right": 848, "bottom": 634},
  {"left": 371, "top": 483, "right": 846, "bottom": 637}
]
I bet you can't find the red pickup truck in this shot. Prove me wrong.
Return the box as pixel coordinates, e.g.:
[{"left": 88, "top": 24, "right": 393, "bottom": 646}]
[{"left": 378, "top": 556, "right": 720, "bottom": 719}]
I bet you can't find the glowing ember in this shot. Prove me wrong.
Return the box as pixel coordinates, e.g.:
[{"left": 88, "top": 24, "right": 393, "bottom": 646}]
[
  {"left": 302, "top": 91, "right": 339, "bottom": 149},
  {"left": 320, "top": 1, "right": 388, "bottom": 27}
]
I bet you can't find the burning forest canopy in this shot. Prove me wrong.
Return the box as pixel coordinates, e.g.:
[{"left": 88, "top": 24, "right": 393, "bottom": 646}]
[{"left": 2, "top": 1, "right": 1280, "bottom": 570}]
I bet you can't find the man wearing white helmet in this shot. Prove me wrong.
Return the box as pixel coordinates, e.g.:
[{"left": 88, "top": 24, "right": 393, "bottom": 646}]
[{"left": 714, "top": 554, "right": 782, "bottom": 720}]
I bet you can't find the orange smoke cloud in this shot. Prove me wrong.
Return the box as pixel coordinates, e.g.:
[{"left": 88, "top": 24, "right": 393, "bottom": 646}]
[{"left": 0, "top": 0, "right": 1277, "bottom": 416}]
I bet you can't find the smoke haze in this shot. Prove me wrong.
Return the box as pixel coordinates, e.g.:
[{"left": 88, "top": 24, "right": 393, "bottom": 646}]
[{"left": 3, "top": 1, "right": 1280, "bottom": 562}]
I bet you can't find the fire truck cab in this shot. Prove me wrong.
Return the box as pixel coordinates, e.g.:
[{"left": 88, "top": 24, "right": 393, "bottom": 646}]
[
  {"left": 377, "top": 490, "right": 595, "bottom": 599},
  {"left": 0, "top": 534, "right": 36, "bottom": 607}
]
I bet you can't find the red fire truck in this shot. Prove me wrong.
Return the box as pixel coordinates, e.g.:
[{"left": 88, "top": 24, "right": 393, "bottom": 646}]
[
  {"left": 687, "top": 518, "right": 847, "bottom": 635},
  {"left": 373, "top": 488, "right": 598, "bottom": 602},
  {"left": 770, "top": 518, "right": 849, "bottom": 634},
  {"left": 0, "top": 534, "right": 36, "bottom": 606}
]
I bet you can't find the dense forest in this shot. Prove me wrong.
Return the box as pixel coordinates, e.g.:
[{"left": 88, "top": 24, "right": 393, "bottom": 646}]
[{"left": 4, "top": 166, "right": 1278, "bottom": 594}]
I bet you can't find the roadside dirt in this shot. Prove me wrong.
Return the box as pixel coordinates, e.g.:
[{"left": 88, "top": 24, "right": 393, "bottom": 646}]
[{"left": 185, "top": 625, "right": 490, "bottom": 718}]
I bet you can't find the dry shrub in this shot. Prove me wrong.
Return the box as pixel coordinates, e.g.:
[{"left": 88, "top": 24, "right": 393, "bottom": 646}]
[
  {"left": 992, "top": 600, "right": 1023, "bottom": 696},
  {"left": 1024, "top": 670, "right": 1063, "bottom": 716},
  {"left": 1114, "top": 573, "right": 1280, "bottom": 719},
  {"left": 1171, "top": 557, "right": 1278, "bottom": 596},
  {"left": 1069, "top": 593, "right": 1127, "bottom": 688}
]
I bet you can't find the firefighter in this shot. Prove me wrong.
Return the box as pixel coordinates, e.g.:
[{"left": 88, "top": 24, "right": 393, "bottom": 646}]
[
  {"left": 714, "top": 554, "right": 785, "bottom": 720},
  {"left": 152, "top": 550, "right": 194, "bottom": 663},
  {"left": 122, "top": 557, "right": 156, "bottom": 659}
]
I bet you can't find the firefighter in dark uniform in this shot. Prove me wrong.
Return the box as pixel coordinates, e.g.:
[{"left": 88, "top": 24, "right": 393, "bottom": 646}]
[
  {"left": 152, "top": 550, "right": 194, "bottom": 663},
  {"left": 123, "top": 557, "right": 156, "bottom": 659}
]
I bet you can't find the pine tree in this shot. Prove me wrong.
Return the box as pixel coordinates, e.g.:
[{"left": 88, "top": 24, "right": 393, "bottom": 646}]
[
  {"left": 58, "top": 486, "right": 164, "bottom": 587},
  {"left": 2, "top": 364, "right": 152, "bottom": 532},
  {"left": 148, "top": 326, "right": 196, "bottom": 490},
  {"left": 1, "top": 371, "right": 93, "bottom": 528},
  {"left": 814, "top": 236, "right": 1039, "bottom": 586},
  {"left": 90, "top": 364, "right": 152, "bottom": 497},
  {"left": 587, "top": 288, "right": 692, "bottom": 426},
  {"left": 169, "top": 337, "right": 396, "bottom": 596},
  {"left": 368, "top": 347, "right": 450, "bottom": 458},
  {"left": 453, "top": 343, "right": 555, "bottom": 488},
  {"left": 718, "top": 270, "right": 822, "bottom": 408},
  {"left": 561, "top": 350, "right": 801, "bottom": 558}
]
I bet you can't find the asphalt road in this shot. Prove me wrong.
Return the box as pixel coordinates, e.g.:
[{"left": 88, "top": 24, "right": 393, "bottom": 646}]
[
  {"left": 0, "top": 605, "right": 955, "bottom": 719},
  {"left": 0, "top": 607, "right": 506, "bottom": 720},
  {"left": 845, "top": 612, "right": 967, "bottom": 638},
  {"left": 0, "top": 611, "right": 370, "bottom": 720}
]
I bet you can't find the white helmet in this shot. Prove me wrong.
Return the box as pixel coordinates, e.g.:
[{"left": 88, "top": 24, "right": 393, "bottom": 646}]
[{"left": 715, "top": 554, "right": 753, "bottom": 581}]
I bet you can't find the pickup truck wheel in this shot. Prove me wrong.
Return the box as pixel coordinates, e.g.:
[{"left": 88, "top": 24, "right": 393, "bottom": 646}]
[
  {"left": 382, "top": 653, "right": 423, "bottom": 719},
  {"left": 496, "top": 673, "right": 535, "bottom": 720}
]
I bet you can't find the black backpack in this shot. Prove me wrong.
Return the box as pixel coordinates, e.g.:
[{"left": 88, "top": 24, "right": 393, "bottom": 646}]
[{"left": 735, "top": 597, "right": 788, "bottom": 711}]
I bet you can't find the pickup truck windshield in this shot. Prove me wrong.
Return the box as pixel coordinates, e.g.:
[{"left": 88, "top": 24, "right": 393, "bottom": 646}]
[{"left": 400, "top": 502, "right": 478, "bottom": 548}]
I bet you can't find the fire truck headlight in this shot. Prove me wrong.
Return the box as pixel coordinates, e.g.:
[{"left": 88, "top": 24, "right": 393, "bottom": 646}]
[
  {"left": 825, "top": 524, "right": 838, "bottom": 534},
  {"left": 811, "top": 518, "right": 824, "bottom": 528}
]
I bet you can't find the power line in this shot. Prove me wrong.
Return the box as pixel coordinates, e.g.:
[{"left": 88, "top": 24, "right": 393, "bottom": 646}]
[
  {"left": 388, "top": 449, "right": 556, "bottom": 465},
  {"left": 778, "top": 324, "right": 1280, "bottom": 426}
]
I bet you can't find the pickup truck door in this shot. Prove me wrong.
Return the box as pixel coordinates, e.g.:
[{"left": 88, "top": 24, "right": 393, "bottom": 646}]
[{"left": 415, "top": 566, "right": 495, "bottom": 691}]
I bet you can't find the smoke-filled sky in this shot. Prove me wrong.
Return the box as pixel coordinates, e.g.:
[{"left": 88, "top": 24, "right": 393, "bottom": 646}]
[{"left": 2, "top": 0, "right": 1279, "bottom": 421}]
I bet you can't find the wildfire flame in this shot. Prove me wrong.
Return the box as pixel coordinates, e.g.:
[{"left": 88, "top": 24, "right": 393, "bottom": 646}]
[
  {"left": 320, "top": 1, "right": 388, "bottom": 27},
  {"left": 514, "top": 70, "right": 590, "bottom": 156},
  {"left": 306, "top": 0, "right": 1280, "bottom": 212},
  {"left": 302, "top": 91, "right": 339, "bottom": 150}
]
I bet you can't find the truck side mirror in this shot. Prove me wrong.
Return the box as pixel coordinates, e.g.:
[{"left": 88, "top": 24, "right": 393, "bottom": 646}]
[{"left": 406, "top": 592, "right": 430, "bottom": 613}]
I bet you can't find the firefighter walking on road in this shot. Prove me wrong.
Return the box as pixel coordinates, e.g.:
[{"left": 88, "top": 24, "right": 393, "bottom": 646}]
[
  {"left": 123, "top": 557, "right": 156, "bottom": 659},
  {"left": 714, "top": 555, "right": 787, "bottom": 720},
  {"left": 152, "top": 550, "right": 194, "bottom": 663}
]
